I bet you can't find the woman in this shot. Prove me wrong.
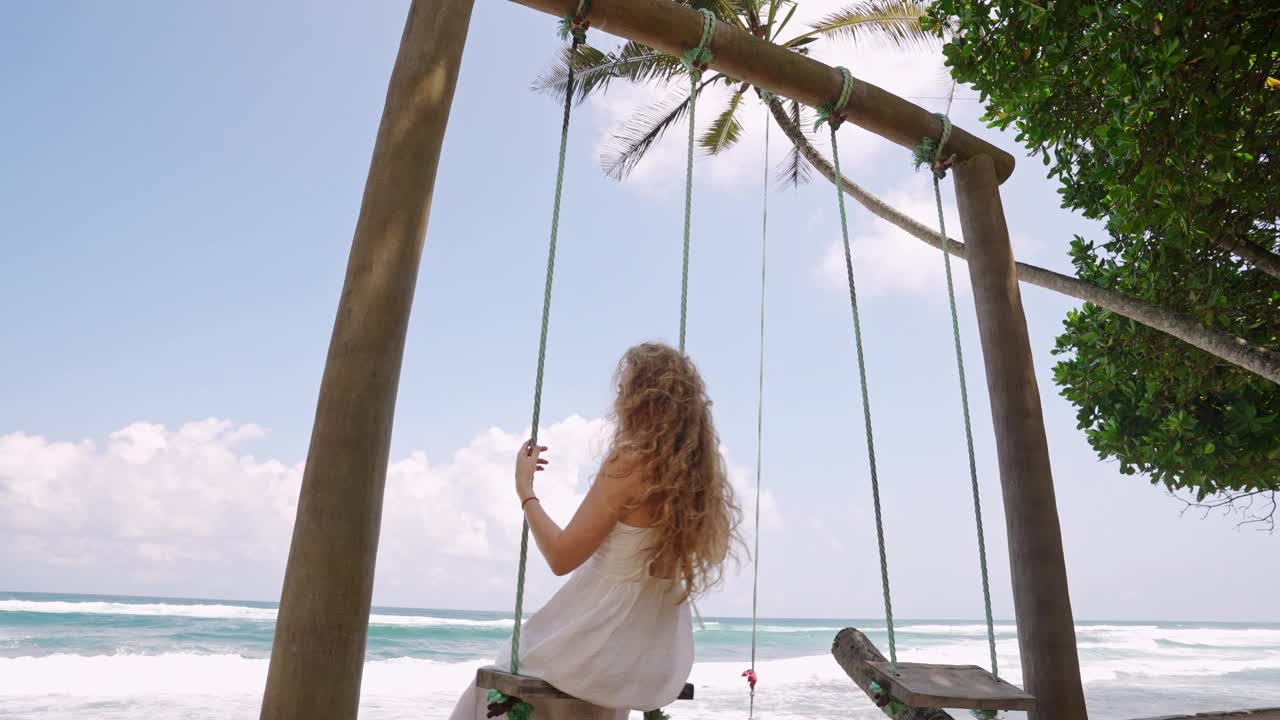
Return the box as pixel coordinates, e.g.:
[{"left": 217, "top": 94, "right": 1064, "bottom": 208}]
[{"left": 449, "top": 343, "right": 741, "bottom": 720}]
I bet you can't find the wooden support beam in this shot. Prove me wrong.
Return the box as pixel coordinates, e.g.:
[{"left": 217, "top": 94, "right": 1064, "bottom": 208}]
[
  {"left": 506, "top": 0, "right": 1016, "bottom": 183},
  {"left": 258, "top": 1, "right": 475, "bottom": 718},
  {"left": 831, "top": 629, "right": 957, "bottom": 720},
  {"left": 952, "top": 154, "right": 1087, "bottom": 720}
]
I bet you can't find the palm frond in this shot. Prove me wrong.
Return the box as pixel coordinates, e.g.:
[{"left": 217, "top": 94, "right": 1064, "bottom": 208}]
[
  {"left": 532, "top": 42, "right": 685, "bottom": 105},
  {"left": 602, "top": 85, "right": 699, "bottom": 181},
  {"left": 773, "top": 1, "right": 800, "bottom": 40},
  {"left": 730, "top": 0, "right": 760, "bottom": 26},
  {"left": 801, "top": 0, "right": 938, "bottom": 50},
  {"left": 680, "top": 0, "right": 750, "bottom": 30},
  {"left": 776, "top": 144, "right": 814, "bottom": 189},
  {"left": 700, "top": 84, "right": 747, "bottom": 155},
  {"left": 611, "top": 42, "right": 687, "bottom": 84},
  {"left": 774, "top": 100, "right": 815, "bottom": 189},
  {"left": 601, "top": 74, "right": 734, "bottom": 181},
  {"left": 733, "top": 0, "right": 772, "bottom": 34},
  {"left": 714, "top": 0, "right": 750, "bottom": 29},
  {"left": 765, "top": 0, "right": 783, "bottom": 29},
  {"left": 531, "top": 44, "right": 604, "bottom": 103}
]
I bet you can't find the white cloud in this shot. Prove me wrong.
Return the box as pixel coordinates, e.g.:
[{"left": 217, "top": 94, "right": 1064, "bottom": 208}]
[
  {"left": 816, "top": 173, "right": 967, "bottom": 300},
  {"left": 1, "top": 416, "right": 779, "bottom": 606},
  {"left": 587, "top": 80, "right": 687, "bottom": 198},
  {"left": 378, "top": 416, "right": 611, "bottom": 574},
  {"left": 720, "top": 444, "right": 782, "bottom": 534},
  {"left": 814, "top": 171, "right": 1042, "bottom": 301},
  {"left": 0, "top": 420, "right": 301, "bottom": 579}
]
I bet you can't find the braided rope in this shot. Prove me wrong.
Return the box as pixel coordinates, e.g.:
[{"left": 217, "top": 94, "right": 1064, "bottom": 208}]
[
  {"left": 925, "top": 113, "right": 999, "bottom": 682},
  {"left": 747, "top": 108, "right": 770, "bottom": 720},
  {"left": 823, "top": 66, "right": 897, "bottom": 670},
  {"left": 677, "top": 8, "right": 715, "bottom": 352},
  {"left": 814, "top": 67, "right": 854, "bottom": 132},
  {"left": 510, "top": 0, "right": 590, "bottom": 677}
]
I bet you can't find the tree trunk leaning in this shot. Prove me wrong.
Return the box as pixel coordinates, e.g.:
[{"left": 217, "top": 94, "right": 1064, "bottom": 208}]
[
  {"left": 765, "top": 99, "right": 1280, "bottom": 385},
  {"left": 1211, "top": 234, "right": 1280, "bottom": 282},
  {"left": 259, "top": 1, "right": 475, "bottom": 718}
]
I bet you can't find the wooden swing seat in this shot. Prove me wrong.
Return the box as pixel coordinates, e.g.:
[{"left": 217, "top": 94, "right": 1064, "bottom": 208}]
[
  {"left": 475, "top": 668, "right": 694, "bottom": 702},
  {"left": 864, "top": 661, "right": 1035, "bottom": 711}
]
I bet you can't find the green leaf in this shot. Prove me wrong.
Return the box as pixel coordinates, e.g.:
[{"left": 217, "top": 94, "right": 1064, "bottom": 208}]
[
  {"left": 766, "top": 0, "right": 789, "bottom": 37},
  {"left": 774, "top": 100, "right": 815, "bottom": 189},
  {"left": 773, "top": 0, "right": 799, "bottom": 39},
  {"left": 801, "top": 0, "right": 938, "bottom": 50},
  {"left": 532, "top": 42, "right": 684, "bottom": 105},
  {"left": 602, "top": 79, "right": 718, "bottom": 180},
  {"left": 700, "top": 85, "right": 747, "bottom": 155}
]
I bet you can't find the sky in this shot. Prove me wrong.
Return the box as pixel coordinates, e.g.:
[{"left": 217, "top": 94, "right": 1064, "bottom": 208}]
[{"left": 2, "top": 1, "right": 1276, "bottom": 623}]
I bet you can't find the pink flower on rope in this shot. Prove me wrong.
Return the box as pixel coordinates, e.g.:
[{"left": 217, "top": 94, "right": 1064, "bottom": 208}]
[{"left": 741, "top": 669, "right": 757, "bottom": 690}]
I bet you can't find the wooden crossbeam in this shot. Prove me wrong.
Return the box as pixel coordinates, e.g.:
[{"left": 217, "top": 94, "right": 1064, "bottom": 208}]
[{"left": 506, "top": 0, "right": 1016, "bottom": 182}]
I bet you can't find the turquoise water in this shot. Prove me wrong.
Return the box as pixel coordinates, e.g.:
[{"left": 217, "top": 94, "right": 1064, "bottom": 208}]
[{"left": 3, "top": 591, "right": 1279, "bottom": 719}]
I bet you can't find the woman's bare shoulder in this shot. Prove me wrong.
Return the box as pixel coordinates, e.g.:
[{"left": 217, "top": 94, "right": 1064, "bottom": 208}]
[{"left": 597, "top": 447, "right": 648, "bottom": 504}]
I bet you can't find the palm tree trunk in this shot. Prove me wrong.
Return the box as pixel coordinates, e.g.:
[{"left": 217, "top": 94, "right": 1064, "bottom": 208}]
[{"left": 765, "top": 99, "right": 1280, "bottom": 385}]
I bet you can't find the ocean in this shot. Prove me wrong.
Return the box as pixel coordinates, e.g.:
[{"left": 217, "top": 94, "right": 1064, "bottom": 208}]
[{"left": 2, "top": 592, "right": 1279, "bottom": 719}]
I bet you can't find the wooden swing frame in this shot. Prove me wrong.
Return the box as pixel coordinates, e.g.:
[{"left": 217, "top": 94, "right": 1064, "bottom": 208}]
[{"left": 257, "top": 0, "right": 1086, "bottom": 718}]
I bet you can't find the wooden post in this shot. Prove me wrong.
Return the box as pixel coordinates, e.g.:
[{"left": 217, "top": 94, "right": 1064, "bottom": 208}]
[
  {"left": 952, "top": 154, "right": 1087, "bottom": 720},
  {"left": 259, "top": 1, "right": 474, "bottom": 718}
]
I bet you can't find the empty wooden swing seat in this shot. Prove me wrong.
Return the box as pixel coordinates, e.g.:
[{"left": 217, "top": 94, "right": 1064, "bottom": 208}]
[
  {"left": 864, "top": 661, "right": 1035, "bottom": 712},
  {"left": 832, "top": 629, "right": 1034, "bottom": 718},
  {"left": 475, "top": 667, "right": 694, "bottom": 703}
]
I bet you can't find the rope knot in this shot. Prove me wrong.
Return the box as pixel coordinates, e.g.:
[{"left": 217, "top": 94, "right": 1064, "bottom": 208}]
[
  {"left": 486, "top": 690, "right": 534, "bottom": 720},
  {"left": 912, "top": 112, "right": 956, "bottom": 179},
  {"left": 868, "top": 681, "right": 908, "bottom": 718},
  {"left": 814, "top": 66, "right": 854, "bottom": 131},
  {"left": 868, "top": 681, "right": 890, "bottom": 708},
  {"left": 556, "top": 0, "right": 591, "bottom": 44},
  {"left": 569, "top": 17, "right": 589, "bottom": 44},
  {"left": 931, "top": 154, "right": 956, "bottom": 179},
  {"left": 681, "top": 9, "right": 717, "bottom": 75}
]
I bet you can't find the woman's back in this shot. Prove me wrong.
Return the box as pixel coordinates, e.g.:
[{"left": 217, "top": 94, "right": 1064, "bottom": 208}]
[
  {"left": 450, "top": 343, "right": 737, "bottom": 718},
  {"left": 584, "top": 521, "right": 664, "bottom": 580},
  {"left": 448, "top": 520, "right": 693, "bottom": 720}
]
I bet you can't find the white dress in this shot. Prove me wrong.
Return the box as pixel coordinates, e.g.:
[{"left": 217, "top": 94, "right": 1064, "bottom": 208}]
[{"left": 449, "top": 523, "right": 694, "bottom": 720}]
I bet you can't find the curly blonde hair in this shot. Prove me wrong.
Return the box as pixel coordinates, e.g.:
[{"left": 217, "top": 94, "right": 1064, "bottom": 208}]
[{"left": 606, "top": 342, "right": 742, "bottom": 601}]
